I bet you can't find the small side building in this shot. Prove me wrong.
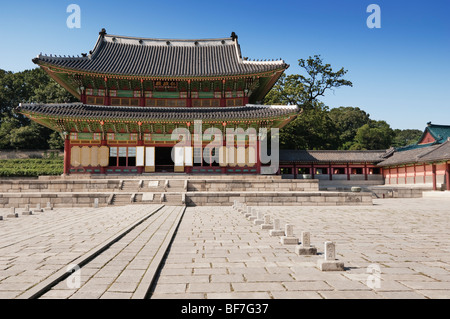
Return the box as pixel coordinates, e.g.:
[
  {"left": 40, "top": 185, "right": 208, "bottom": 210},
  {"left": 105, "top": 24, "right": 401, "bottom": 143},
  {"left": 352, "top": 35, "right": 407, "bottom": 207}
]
[
  {"left": 279, "top": 150, "right": 385, "bottom": 182},
  {"left": 378, "top": 123, "right": 450, "bottom": 191}
]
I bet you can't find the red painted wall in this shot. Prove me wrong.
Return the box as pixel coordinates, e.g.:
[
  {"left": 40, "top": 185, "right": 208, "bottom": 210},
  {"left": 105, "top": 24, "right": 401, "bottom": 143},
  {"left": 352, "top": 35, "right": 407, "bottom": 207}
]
[{"left": 418, "top": 131, "right": 435, "bottom": 145}]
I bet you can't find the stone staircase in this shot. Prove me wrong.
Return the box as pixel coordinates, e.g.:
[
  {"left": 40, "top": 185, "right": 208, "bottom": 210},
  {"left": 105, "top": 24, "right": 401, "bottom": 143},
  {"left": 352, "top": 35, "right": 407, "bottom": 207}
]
[{"left": 120, "top": 180, "right": 140, "bottom": 192}]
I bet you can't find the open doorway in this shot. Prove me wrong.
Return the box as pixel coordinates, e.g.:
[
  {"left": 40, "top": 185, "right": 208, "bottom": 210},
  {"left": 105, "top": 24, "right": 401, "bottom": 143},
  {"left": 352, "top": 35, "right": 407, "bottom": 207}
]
[{"left": 155, "top": 147, "right": 174, "bottom": 172}]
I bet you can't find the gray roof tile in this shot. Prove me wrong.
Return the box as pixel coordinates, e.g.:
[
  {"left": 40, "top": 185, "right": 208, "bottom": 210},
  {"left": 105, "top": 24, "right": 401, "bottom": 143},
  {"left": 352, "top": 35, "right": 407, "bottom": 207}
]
[
  {"left": 377, "top": 144, "right": 442, "bottom": 166},
  {"left": 18, "top": 103, "right": 299, "bottom": 122},
  {"left": 33, "top": 32, "right": 288, "bottom": 78},
  {"left": 280, "top": 150, "right": 386, "bottom": 163}
]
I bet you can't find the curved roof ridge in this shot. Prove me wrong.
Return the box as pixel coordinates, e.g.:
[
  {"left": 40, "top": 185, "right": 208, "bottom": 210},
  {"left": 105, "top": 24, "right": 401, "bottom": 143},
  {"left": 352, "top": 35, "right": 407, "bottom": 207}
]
[
  {"left": 33, "top": 29, "right": 288, "bottom": 78},
  {"left": 104, "top": 33, "right": 233, "bottom": 43}
]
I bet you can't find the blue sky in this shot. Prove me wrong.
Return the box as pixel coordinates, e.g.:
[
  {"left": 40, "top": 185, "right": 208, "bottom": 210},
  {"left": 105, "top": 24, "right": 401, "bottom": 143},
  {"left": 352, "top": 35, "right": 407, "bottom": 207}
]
[{"left": 1, "top": 0, "right": 449, "bottom": 130}]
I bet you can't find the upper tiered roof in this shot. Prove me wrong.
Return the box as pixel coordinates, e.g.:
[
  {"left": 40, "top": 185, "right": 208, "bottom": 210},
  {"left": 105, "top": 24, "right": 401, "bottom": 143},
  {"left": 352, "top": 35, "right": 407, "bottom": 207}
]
[
  {"left": 18, "top": 103, "right": 298, "bottom": 123},
  {"left": 33, "top": 29, "right": 288, "bottom": 79}
]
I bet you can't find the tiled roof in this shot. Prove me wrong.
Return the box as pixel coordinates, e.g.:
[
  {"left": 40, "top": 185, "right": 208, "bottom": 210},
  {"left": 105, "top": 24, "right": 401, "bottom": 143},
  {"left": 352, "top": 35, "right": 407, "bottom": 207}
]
[
  {"left": 279, "top": 150, "right": 386, "bottom": 164},
  {"left": 418, "top": 123, "right": 450, "bottom": 144},
  {"left": 377, "top": 144, "right": 442, "bottom": 166},
  {"left": 17, "top": 103, "right": 299, "bottom": 122},
  {"left": 416, "top": 140, "right": 450, "bottom": 163},
  {"left": 33, "top": 30, "right": 288, "bottom": 78}
]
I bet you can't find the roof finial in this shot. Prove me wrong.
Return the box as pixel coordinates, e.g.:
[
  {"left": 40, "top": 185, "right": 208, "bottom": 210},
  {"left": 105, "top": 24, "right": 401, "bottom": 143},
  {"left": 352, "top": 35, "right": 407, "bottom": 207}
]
[
  {"left": 99, "top": 28, "right": 107, "bottom": 37},
  {"left": 427, "top": 121, "right": 432, "bottom": 126},
  {"left": 231, "top": 32, "right": 238, "bottom": 41}
]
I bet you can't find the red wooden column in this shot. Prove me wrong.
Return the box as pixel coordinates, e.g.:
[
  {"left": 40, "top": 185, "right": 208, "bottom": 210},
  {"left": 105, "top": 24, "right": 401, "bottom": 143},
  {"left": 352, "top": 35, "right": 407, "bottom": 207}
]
[
  {"left": 63, "top": 136, "right": 71, "bottom": 175},
  {"left": 364, "top": 162, "right": 368, "bottom": 181},
  {"left": 220, "top": 80, "right": 226, "bottom": 107},
  {"left": 328, "top": 163, "right": 332, "bottom": 181},
  {"left": 104, "top": 77, "right": 110, "bottom": 106},
  {"left": 187, "top": 80, "right": 192, "bottom": 107},
  {"left": 446, "top": 162, "right": 450, "bottom": 191},
  {"left": 80, "top": 91, "right": 86, "bottom": 104},
  {"left": 140, "top": 79, "right": 145, "bottom": 107},
  {"left": 346, "top": 163, "right": 350, "bottom": 181},
  {"left": 256, "top": 134, "right": 261, "bottom": 174},
  {"left": 423, "top": 164, "right": 426, "bottom": 184},
  {"left": 432, "top": 163, "right": 437, "bottom": 190},
  {"left": 311, "top": 163, "right": 315, "bottom": 179},
  {"left": 100, "top": 137, "right": 107, "bottom": 174}
]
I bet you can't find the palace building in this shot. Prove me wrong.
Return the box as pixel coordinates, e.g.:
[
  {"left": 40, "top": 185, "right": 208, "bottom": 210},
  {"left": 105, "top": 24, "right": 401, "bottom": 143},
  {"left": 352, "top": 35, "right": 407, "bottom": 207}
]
[
  {"left": 17, "top": 29, "right": 449, "bottom": 187},
  {"left": 18, "top": 29, "right": 299, "bottom": 175},
  {"left": 379, "top": 123, "right": 450, "bottom": 191},
  {"left": 275, "top": 122, "right": 450, "bottom": 192}
]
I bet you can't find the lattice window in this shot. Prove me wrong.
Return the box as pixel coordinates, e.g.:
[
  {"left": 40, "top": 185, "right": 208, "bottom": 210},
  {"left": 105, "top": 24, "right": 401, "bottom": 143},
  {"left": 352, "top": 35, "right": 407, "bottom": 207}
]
[
  {"left": 86, "top": 96, "right": 105, "bottom": 105},
  {"left": 192, "top": 99, "right": 220, "bottom": 107},
  {"left": 226, "top": 98, "right": 244, "bottom": 107},
  {"left": 111, "top": 98, "right": 140, "bottom": 106}
]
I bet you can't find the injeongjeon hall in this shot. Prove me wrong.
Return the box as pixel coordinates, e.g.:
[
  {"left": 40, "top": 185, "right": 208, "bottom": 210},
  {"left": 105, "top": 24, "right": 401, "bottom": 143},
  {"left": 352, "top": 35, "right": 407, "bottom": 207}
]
[
  {"left": 19, "top": 29, "right": 298, "bottom": 175},
  {"left": 18, "top": 29, "right": 450, "bottom": 190}
]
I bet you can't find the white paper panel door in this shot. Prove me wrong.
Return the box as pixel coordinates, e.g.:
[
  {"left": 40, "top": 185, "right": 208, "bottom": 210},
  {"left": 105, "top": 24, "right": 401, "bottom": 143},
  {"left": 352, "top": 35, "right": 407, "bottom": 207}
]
[
  {"left": 136, "top": 146, "right": 145, "bottom": 167},
  {"left": 145, "top": 147, "right": 155, "bottom": 166},
  {"left": 184, "top": 147, "right": 193, "bottom": 166},
  {"left": 174, "top": 147, "right": 184, "bottom": 167}
]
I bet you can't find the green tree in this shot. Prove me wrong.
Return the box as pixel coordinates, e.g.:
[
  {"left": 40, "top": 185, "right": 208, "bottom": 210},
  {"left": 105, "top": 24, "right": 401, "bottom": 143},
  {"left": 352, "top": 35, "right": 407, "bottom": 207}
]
[
  {"left": 9, "top": 122, "right": 50, "bottom": 150},
  {"left": 328, "top": 107, "right": 371, "bottom": 149},
  {"left": 0, "top": 117, "right": 21, "bottom": 149},
  {"left": 48, "top": 131, "right": 65, "bottom": 150},
  {"left": 392, "top": 129, "right": 423, "bottom": 147},
  {"left": 265, "top": 55, "right": 353, "bottom": 150},
  {"left": 350, "top": 120, "right": 395, "bottom": 150},
  {"left": 264, "top": 74, "right": 307, "bottom": 106},
  {"left": 0, "top": 67, "right": 77, "bottom": 149},
  {"left": 280, "top": 102, "right": 340, "bottom": 150},
  {"left": 265, "top": 55, "right": 353, "bottom": 110}
]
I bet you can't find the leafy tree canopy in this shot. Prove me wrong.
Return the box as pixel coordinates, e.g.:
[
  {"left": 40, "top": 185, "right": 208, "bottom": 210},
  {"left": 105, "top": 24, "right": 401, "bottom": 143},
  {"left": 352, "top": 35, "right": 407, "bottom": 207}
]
[{"left": 0, "top": 68, "right": 76, "bottom": 149}]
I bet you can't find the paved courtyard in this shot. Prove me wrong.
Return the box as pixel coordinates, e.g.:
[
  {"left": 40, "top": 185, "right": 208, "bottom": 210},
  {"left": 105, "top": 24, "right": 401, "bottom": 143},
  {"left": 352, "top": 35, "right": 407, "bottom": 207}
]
[{"left": 1, "top": 198, "right": 450, "bottom": 299}]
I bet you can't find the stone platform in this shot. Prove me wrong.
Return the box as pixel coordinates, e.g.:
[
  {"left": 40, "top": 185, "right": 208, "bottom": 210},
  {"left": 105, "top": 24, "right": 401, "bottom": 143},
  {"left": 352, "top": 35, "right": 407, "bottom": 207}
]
[{"left": 0, "top": 176, "right": 373, "bottom": 208}]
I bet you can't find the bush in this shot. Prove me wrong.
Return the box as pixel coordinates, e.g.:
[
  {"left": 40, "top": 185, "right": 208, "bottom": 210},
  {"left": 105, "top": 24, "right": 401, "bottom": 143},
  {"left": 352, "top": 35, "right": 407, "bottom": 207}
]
[{"left": 0, "top": 158, "right": 63, "bottom": 177}]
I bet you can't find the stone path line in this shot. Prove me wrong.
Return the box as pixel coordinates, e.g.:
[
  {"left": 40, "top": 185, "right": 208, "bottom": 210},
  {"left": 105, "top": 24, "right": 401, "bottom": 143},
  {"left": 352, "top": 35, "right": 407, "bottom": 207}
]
[{"left": 0, "top": 204, "right": 186, "bottom": 299}]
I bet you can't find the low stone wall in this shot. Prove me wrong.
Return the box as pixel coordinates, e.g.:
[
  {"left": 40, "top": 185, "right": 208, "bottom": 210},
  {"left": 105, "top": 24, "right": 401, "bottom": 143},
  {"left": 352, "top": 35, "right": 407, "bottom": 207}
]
[
  {"left": 185, "top": 191, "right": 372, "bottom": 207},
  {"left": 0, "top": 190, "right": 373, "bottom": 208},
  {"left": 0, "top": 193, "right": 110, "bottom": 208},
  {"left": 0, "top": 178, "right": 316, "bottom": 193},
  {"left": 188, "top": 179, "right": 319, "bottom": 192},
  {"left": 38, "top": 174, "right": 283, "bottom": 180},
  {"left": 369, "top": 186, "right": 432, "bottom": 198},
  {"left": 0, "top": 180, "right": 121, "bottom": 193}
]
